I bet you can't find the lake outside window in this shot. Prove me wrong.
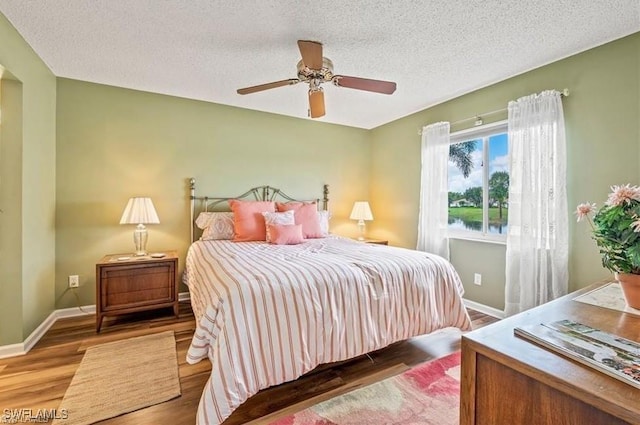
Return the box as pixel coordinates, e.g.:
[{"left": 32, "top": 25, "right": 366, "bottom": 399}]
[{"left": 448, "top": 121, "right": 509, "bottom": 241}]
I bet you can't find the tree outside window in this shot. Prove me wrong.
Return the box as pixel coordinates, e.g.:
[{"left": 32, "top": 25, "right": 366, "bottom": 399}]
[{"left": 447, "top": 124, "right": 509, "bottom": 238}]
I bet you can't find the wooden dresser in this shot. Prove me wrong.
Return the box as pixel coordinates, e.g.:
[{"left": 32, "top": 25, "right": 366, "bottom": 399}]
[
  {"left": 95, "top": 251, "right": 178, "bottom": 332},
  {"left": 461, "top": 282, "right": 640, "bottom": 425}
]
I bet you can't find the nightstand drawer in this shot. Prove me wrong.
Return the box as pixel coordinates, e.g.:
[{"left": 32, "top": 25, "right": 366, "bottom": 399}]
[{"left": 100, "top": 263, "right": 174, "bottom": 294}]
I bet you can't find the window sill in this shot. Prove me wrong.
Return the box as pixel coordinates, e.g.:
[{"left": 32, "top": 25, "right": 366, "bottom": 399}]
[{"left": 448, "top": 234, "right": 506, "bottom": 246}]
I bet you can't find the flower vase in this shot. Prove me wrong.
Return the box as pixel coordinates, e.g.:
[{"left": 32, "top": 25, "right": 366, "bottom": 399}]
[{"left": 615, "top": 272, "right": 640, "bottom": 310}]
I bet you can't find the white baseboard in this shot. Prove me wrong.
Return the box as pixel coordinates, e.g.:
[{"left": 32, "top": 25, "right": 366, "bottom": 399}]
[
  {"left": 0, "top": 291, "right": 191, "bottom": 360},
  {"left": 55, "top": 304, "right": 97, "bottom": 319},
  {"left": 463, "top": 298, "right": 506, "bottom": 319},
  {"left": 23, "top": 310, "right": 59, "bottom": 353},
  {"left": 0, "top": 343, "right": 26, "bottom": 359}
]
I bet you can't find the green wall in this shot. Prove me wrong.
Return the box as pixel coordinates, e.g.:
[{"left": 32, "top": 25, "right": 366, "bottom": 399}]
[
  {"left": 1, "top": 4, "right": 639, "bottom": 346},
  {"left": 0, "top": 13, "right": 56, "bottom": 345},
  {"left": 55, "top": 79, "right": 371, "bottom": 308},
  {"left": 369, "top": 33, "right": 640, "bottom": 310}
]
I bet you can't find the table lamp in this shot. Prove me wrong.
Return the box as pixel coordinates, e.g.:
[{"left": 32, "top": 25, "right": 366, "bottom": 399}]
[
  {"left": 119, "top": 197, "right": 160, "bottom": 256},
  {"left": 350, "top": 201, "right": 373, "bottom": 241}
]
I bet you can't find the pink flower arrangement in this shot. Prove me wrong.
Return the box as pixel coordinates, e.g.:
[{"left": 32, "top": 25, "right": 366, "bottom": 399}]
[
  {"left": 605, "top": 184, "right": 640, "bottom": 207},
  {"left": 576, "top": 184, "right": 640, "bottom": 274}
]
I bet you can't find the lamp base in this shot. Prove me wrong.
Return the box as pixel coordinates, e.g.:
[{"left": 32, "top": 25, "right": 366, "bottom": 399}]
[
  {"left": 357, "top": 220, "right": 366, "bottom": 241},
  {"left": 133, "top": 224, "right": 148, "bottom": 256}
]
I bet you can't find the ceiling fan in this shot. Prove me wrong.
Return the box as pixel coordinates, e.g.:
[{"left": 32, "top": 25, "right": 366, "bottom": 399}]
[{"left": 236, "top": 40, "right": 397, "bottom": 119}]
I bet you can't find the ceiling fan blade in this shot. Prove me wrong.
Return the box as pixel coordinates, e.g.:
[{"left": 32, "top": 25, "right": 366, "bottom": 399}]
[
  {"left": 308, "top": 90, "right": 325, "bottom": 118},
  {"left": 297, "top": 40, "right": 323, "bottom": 70},
  {"left": 237, "top": 78, "right": 299, "bottom": 95},
  {"left": 333, "top": 75, "right": 397, "bottom": 95}
]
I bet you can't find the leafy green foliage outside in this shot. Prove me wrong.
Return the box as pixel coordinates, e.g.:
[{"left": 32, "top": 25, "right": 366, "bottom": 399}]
[
  {"left": 489, "top": 171, "right": 509, "bottom": 219},
  {"left": 463, "top": 187, "right": 482, "bottom": 207},
  {"left": 449, "top": 141, "right": 477, "bottom": 178}
]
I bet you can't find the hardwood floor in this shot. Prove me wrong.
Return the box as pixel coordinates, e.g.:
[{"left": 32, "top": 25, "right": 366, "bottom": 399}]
[{"left": 0, "top": 303, "right": 498, "bottom": 424}]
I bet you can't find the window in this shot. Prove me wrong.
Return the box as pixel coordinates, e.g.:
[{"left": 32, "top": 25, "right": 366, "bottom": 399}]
[{"left": 447, "top": 121, "right": 509, "bottom": 241}]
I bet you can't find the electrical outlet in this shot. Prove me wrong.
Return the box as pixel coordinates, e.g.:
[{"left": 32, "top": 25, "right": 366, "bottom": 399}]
[
  {"left": 68, "top": 275, "right": 79, "bottom": 288},
  {"left": 473, "top": 273, "right": 482, "bottom": 286}
]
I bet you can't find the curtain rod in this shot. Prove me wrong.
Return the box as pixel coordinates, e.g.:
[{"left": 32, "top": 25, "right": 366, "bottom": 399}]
[{"left": 418, "top": 88, "right": 569, "bottom": 135}]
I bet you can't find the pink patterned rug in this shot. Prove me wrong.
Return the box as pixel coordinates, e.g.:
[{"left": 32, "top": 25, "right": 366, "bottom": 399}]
[{"left": 271, "top": 352, "right": 461, "bottom": 425}]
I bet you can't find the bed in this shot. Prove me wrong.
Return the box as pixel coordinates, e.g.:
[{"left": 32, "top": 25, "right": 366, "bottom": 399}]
[{"left": 184, "top": 180, "right": 472, "bottom": 424}]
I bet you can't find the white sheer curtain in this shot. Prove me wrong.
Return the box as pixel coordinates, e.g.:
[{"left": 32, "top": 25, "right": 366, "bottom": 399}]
[
  {"left": 505, "top": 90, "right": 568, "bottom": 316},
  {"left": 417, "top": 121, "right": 450, "bottom": 259}
]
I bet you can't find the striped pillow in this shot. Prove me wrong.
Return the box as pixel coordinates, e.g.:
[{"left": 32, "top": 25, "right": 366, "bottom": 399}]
[{"left": 317, "top": 210, "right": 331, "bottom": 236}]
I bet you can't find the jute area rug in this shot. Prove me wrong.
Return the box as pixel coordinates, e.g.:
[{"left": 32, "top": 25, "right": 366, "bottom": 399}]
[
  {"left": 52, "top": 330, "right": 181, "bottom": 425},
  {"left": 271, "top": 351, "right": 461, "bottom": 425}
]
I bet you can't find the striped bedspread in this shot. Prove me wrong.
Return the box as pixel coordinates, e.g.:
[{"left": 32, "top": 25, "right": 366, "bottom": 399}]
[{"left": 185, "top": 236, "right": 471, "bottom": 424}]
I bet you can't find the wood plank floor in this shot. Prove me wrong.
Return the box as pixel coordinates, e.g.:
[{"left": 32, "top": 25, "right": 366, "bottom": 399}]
[{"left": 0, "top": 303, "right": 498, "bottom": 424}]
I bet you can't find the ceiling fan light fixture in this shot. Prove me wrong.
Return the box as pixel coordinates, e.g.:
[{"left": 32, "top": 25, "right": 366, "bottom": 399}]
[{"left": 296, "top": 58, "right": 334, "bottom": 82}]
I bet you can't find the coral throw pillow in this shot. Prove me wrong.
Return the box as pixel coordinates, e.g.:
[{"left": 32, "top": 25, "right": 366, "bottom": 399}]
[
  {"left": 276, "top": 202, "right": 324, "bottom": 238},
  {"left": 269, "top": 224, "right": 304, "bottom": 245},
  {"left": 229, "top": 200, "right": 275, "bottom": 241}
]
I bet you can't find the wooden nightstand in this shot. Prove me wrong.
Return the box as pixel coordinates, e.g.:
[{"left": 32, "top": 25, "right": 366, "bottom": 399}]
[
  {"left": 95, "top": 251, "right": 178, "bottom": 332},
  {"left": 359, "top": 239, "right": 389, "bottom": 245}
]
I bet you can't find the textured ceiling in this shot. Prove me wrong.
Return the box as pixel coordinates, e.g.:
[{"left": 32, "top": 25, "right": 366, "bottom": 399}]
[{"left": 0, "top": 1, "right": 638, "bottom": 129}]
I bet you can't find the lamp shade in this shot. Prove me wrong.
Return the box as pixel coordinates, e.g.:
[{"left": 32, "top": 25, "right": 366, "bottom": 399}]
[
  {"left": 349, "top": 201, "right": 373, "bottom": 221},
  {"left": 119, "top": 197, "right": 160, "bottom": 225}
]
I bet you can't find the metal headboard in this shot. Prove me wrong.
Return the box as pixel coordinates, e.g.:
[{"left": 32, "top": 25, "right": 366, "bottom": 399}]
[{"left": 189, "top": 178, "right": 329, "bottom": 243}]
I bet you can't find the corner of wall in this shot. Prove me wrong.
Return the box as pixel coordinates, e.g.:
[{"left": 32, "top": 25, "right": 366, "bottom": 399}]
[{"left": 0, "top": 11, "right": 57, "bottom": 344}]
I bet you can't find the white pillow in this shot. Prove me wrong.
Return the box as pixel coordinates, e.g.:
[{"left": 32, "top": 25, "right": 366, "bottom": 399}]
[
  {"left": 196, "top": 212, "right": 235, "bottom": 240},
  {"left": 317, "top": 210, "right": 331, "bottom": 236},
  {"left": 262, "top": 210, "right": 295, "bottom": 242}
]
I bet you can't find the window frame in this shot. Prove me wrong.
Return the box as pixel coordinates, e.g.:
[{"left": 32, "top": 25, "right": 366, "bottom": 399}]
[{"left": 447, "top": 120, "right": 508, "bottom": 244}]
